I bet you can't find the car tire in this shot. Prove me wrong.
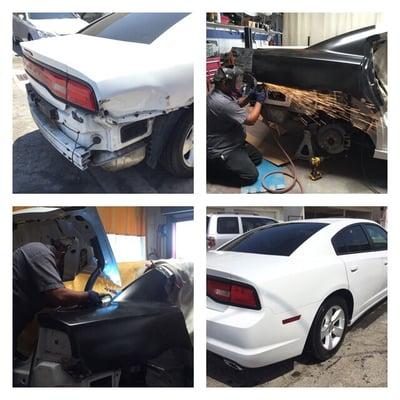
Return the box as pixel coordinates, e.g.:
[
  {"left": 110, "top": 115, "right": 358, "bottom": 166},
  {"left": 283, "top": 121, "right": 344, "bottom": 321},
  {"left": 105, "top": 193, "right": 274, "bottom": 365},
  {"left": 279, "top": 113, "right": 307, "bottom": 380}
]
[
  {"left": 306, "top": 296, "right": 349, "bottom": 361},
  {"left": 161, "top": 108, "right": 193, "bottom": 178}
]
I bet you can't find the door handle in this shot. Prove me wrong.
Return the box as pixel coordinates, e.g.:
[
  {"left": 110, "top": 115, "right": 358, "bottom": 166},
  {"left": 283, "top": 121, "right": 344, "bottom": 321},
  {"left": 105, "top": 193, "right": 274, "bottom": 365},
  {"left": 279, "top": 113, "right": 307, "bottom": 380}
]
[
  {"left": 350, "top": 266, "right": 358, "bottom": 272},
  {"left": 384, "top": 261, "right": 388, "bottom": 266}
]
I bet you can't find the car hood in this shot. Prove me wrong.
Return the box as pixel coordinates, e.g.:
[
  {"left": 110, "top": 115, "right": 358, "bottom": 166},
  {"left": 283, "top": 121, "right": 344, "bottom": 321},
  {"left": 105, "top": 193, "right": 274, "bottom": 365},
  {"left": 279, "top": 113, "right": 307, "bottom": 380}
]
[
  {"left": 235, "top": 26, "right": 387, "bottom": 109},
  {"left": 21, "top": 33, "right": 193, "bottom": 119},
  {"left": 207, "top": 250, "right": 292, "bottom": 284},
  {"left": 13, "top": 207, "right": 121, "bottom": 287},
  {"left": 29, "top": 18, "right": 89, "bottom": 35}
]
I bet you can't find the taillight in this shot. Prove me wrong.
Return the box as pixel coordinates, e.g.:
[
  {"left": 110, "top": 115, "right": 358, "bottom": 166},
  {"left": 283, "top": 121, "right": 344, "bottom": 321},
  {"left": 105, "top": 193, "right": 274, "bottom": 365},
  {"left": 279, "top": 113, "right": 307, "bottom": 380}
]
[
  {"left": 207, "top": 236, "right": 216, "bottom": 250},
  {"left": 207, "top": 276, "right": 260, "bottom": 310},
  {"left": 66, "top": 79, "right": 96, "bottom": 112},
  {"left": 23, "top": 57, "right": 97, "bottom": 112}
]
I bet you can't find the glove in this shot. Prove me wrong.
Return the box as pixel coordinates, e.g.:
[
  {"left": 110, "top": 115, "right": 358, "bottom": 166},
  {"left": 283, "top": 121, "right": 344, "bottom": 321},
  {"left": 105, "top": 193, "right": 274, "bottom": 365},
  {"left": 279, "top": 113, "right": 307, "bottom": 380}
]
[
  {"left": 254, "top": 87, "right": 267, "bottom": 104},
  {"left": 85, "top": 290, "right": 102, "bottom": 307},
  {"left": 247, "top": 88, "right": 257, "bottom": 102}
]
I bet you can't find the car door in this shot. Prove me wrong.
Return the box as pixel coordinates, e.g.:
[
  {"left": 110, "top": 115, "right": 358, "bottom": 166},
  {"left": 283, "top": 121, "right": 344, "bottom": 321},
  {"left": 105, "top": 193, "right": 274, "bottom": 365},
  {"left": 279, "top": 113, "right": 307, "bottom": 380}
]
[
  {"left": 361, "top": 223, "right": 387, "bottom": 295},
  {"left": 215, "top": 216, "right": 240, "bottom": 248},
  {"left": 332, "top": 224, "right": 383, "bottom": 320}
]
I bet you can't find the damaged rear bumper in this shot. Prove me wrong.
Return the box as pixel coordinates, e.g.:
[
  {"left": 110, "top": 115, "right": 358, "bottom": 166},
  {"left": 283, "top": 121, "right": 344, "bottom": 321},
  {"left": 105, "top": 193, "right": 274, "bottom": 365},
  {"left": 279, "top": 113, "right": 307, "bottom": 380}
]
[
  {"left": 26, "top": 84, "right": 152, "bottom": 171},
  {"left": 27, "top": 84, "right": 91, "bottom": 170}
]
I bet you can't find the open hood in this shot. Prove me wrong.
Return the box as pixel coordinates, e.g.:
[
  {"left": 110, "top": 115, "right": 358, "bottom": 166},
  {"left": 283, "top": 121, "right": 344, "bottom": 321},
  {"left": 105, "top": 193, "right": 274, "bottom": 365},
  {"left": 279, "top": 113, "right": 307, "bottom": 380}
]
[
  {"left": 235, "top": 26, "right": 387, "bottom": 109},
  {"left": 13, "top": 207, "right": 121, "bottom": 287}
]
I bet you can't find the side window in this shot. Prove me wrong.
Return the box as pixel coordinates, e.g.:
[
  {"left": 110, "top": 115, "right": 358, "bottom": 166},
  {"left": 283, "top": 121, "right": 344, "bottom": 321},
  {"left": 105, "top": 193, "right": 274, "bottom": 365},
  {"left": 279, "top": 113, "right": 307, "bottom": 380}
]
[
  {"left": 332, "top": 225, "right": 371, "bottom": 255},
  {"left": 363, "top": 224, "right": 387, "bottom": 251},
  {"left": 242, "top": 217, "right": 275, "bottom": 233},
  {"left": 217, "top": 217, "right": 239, "bottom": 234}
]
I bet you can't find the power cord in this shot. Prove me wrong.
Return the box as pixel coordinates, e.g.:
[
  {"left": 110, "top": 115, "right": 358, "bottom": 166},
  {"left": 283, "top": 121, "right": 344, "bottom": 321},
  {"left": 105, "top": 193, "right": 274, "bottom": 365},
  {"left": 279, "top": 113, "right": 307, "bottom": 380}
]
[{"left": 261, "top": 126, "right": 303, "bottom": 193}]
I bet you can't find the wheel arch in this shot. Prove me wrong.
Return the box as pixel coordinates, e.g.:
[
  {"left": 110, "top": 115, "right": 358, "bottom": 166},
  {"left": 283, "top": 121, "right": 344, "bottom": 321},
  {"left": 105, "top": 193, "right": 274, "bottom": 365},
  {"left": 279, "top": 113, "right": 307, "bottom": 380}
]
[{"left": 321, "top": 288, "right": 354, "bottom": 323}]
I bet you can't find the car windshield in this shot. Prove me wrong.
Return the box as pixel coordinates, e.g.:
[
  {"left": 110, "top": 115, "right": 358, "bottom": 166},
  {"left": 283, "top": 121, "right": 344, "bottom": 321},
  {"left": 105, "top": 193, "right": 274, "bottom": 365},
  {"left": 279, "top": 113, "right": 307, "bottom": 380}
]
[
  {"left": 220, "top": 222, "right": 328, "bottom": 256},
  {"left": 28, "top": 13, "right": 77, "bottom": 20},
  {"left": 80, "top": 13, "right": 189, "bottom": 44}
]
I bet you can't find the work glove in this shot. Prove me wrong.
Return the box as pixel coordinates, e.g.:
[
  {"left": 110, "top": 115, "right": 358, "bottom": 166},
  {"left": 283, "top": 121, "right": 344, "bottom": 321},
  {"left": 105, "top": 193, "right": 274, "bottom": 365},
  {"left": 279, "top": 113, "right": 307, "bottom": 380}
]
[
  {"left": 254, "top": 87, "right": 267, "bottom": 104},
  {"left": 247, "top": 88, "right": 257, "bottom": 102},
  {"left": 85, "top": 290, "right": 102, "bottom": 307}
]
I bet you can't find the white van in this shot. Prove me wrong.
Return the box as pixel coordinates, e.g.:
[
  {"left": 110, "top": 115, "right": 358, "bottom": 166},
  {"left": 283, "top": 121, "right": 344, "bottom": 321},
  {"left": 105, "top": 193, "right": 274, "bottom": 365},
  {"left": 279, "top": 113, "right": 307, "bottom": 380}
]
[{"left": 207, "top": 213, "right": 278, "bottom": 250}]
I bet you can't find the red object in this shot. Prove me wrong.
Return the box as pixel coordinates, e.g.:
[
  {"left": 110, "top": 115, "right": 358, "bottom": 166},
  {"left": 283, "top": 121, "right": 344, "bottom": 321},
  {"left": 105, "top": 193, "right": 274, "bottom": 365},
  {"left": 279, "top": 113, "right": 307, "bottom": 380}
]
[
  {"left": 220, "top": 15, "right": 230, "bottom": 25},
  {"left": 282, "top": 315, "right": 301, "bottom": 324},
  {"left": 207, "top": 236, "right": 216, "bottom": 250},
  {"left": 207, "top": 277, "right": 260, "bottom": 309},
  {"left": 206, "top": 56, "right": 221, "bottom": 90},
  {"left": 23, "top": 57, "right": 97, "bottom": 112}
]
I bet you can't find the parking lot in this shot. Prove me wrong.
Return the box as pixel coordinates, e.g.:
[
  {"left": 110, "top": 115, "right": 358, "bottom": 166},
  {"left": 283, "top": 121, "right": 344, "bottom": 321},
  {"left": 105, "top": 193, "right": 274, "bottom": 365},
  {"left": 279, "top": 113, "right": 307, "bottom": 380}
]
[
  {"left": 207, "top": 300, "right": 387, "bottom": 387},
  {"left": 12, "top": 49, "right": 193, "bottom": 194}
]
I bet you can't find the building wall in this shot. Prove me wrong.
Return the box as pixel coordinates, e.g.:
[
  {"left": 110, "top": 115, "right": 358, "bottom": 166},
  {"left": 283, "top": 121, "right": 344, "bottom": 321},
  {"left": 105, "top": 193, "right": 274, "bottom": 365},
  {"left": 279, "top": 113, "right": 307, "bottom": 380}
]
[
  {"left": 207, "top": 207, "right": 303, "bottom": 222},
  {"left": 283, "top": 13, "right": 383, "bottom": 46}
]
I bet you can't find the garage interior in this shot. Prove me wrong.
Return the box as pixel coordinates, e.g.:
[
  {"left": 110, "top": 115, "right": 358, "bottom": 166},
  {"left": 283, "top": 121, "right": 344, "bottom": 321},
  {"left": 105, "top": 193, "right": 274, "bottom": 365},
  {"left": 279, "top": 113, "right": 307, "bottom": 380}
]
[
  {"left": 206, "top": 206, "right": 387, "bottom": 387},
  {"left": 207, "top": 13, "right": 386, "bottom": 194},
  {"left": 13, "top": 206, "right": 194, "bottom": 387}
]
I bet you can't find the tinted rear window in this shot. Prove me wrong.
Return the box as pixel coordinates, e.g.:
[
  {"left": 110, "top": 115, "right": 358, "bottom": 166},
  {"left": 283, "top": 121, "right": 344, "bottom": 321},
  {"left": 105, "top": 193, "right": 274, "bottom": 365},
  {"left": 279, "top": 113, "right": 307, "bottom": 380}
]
[
  {"left": 217, "top": 217, "right": 239, "bottom": 234},
  {"left": 242, "top": 217, "right": 275, "bottom": 233},
  {"left": 81, "top": 13, "right": 188, "bottom": 44},
  {"left": 221, "top": 222, "right": 327, "bottom": 256}
]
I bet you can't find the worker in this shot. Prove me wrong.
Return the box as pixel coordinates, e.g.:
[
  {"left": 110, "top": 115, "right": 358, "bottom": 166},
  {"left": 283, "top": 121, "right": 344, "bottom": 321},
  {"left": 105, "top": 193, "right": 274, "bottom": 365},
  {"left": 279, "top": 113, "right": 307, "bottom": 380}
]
[
  {"left": 207, "top": 66, "right": 267, "bottom": 186},
  {"left": 13, "top": 241, "right": 102, "bottom": 351}
]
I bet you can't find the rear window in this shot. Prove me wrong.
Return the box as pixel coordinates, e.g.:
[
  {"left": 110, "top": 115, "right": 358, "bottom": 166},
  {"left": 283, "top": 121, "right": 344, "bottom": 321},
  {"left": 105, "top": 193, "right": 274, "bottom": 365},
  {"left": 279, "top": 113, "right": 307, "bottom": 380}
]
[
  {"left": 217, "top": 217, "right": 239, "bottom": 234},
  {"left": 242, "top": 217, "right": 276, "bottom": 233},
  {"left": 80, "top": 13, "right": 188, "bottom": 44},
  {"left": 221, "top": 222, "right": 327, "bottom": 256}
]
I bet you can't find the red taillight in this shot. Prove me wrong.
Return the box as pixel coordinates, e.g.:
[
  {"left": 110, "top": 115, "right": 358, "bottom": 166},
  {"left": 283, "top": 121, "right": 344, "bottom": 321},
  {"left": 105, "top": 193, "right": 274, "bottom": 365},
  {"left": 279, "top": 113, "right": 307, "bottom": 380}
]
[
  {"left": 207, "top": 236, "right": 216, "bottom": 250},
  {"left": 207, "top": 277, "right": 260, "bottom": 310},
  {"left": 23, "top": 57, "right": 97, "bottom": 112},
  {"left": 67, "top": 79, "right": 96, "bottom": 112}
]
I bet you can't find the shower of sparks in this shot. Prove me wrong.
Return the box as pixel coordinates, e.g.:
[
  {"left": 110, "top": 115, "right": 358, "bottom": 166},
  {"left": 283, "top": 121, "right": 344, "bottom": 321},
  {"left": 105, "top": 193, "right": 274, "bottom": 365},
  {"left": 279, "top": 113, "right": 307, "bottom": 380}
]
[{"left": 265, "top": 83, "right": 381, "bottom": 132}]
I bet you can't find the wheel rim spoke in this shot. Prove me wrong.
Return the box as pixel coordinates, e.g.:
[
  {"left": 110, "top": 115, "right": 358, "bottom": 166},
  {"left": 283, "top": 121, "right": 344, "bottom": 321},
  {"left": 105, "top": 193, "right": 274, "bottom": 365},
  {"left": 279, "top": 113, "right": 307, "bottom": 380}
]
[{"left": 320, "top": 305, "right": 345, "bottom": 351}]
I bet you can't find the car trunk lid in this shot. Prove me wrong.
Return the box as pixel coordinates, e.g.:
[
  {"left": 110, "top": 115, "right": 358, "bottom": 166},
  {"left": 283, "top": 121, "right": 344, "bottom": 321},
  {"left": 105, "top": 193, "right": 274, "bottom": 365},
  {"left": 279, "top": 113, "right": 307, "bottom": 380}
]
[
  {"left": 13, "top": 207, "right": 121, "bottom": 288},
  {"left": 21, "top": 34, "right": 191, "bottom": 117}
]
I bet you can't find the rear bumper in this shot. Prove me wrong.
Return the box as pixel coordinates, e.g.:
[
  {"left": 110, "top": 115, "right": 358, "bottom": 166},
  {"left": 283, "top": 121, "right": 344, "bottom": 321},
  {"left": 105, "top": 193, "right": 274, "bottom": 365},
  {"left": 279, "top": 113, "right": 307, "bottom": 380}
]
[
  {"left": 206, "top": 301, "right": 316, "bottom": 368},
  {"left": 27, "top": 84, "right": 91, "bottom": 170},
  {"left": 26, "top": 84, "right": 150, "bottom": 170}
]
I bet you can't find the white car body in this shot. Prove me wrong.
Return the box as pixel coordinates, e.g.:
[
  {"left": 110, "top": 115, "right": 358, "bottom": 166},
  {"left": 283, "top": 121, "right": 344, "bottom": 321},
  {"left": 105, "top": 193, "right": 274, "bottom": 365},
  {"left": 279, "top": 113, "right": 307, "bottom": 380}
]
[
  {"left": 207, "top": 218, "right": 387, "bottom": 368},
  {"left": 20, "top": 13, "right": 194, "bottom": 172},
  {"left": 13, "top": 13, "right": 88, "bottom": 41}
]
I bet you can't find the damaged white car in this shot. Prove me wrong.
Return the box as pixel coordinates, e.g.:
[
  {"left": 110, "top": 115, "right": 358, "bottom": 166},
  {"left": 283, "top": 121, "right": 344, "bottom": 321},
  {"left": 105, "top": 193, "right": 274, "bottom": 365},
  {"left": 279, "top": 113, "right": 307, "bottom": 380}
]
[{"left": 21, "top": 13, "right": 194, "bottom": 176}]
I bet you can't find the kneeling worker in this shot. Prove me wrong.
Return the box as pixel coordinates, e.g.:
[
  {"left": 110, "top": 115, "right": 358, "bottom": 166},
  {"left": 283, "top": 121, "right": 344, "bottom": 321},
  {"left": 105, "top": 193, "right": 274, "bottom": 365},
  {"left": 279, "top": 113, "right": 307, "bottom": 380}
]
[{"left": 207, "top": 66, "right": 266, "bottom": 186}]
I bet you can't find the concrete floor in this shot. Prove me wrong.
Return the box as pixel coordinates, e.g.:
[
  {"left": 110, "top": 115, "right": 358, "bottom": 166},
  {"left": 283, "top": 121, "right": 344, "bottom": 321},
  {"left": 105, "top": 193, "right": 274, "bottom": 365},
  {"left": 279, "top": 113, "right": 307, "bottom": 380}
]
[
  {"left": 12, "top": 48, "right": 193, "bottom": 193},
  {"left": 207, "top": 122, "right": 387, "bottom": 194},
  {"left": 207, "top": 300, "right": 387, "bottom": 387}
]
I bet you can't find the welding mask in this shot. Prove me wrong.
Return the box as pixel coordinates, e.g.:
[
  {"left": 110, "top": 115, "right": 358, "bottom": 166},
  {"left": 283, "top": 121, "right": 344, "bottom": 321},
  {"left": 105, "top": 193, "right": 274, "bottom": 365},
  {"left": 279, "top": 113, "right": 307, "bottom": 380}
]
[{"left": 213, "top": 66, "right": 245, "bottom": 98}]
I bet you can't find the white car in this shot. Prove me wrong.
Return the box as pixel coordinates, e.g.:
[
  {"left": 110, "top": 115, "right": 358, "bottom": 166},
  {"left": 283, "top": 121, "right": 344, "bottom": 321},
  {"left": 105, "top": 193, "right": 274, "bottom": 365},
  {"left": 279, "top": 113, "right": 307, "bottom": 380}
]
[
  {"left": 13, "top": 13, "right": 89, "bottom": 42},
  {"left": 207, "top": 218, "right": 387, "bottom": 369},
  {"left": 20, "top": 13, "right": 193, "bottom": 176}
]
